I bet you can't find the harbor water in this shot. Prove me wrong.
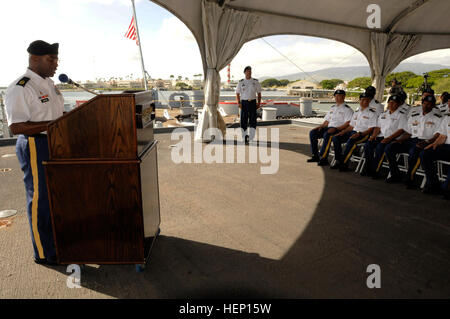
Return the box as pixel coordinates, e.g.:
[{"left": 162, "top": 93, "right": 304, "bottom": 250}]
[{"left": 1, "top": 88, "right": 361, "bottom": 137}]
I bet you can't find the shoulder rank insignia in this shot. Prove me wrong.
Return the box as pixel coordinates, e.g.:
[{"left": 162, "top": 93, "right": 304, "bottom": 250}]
[
  {"left": 399, "top": 110, "right": 405, "bottom": 114},
  {"left": 375, "top": 100, "right": 379, "bottom": 103},
  {"left": 253, "top": 78, "right": 258, "bottom": 81},
  {"left": 369, "top": 108, "right": 375, "bottom": 112},
  {"left": 16, "top": 77, "right": 30, "bottom": 87},
  {"left": 239, "top": 79, "right": 244, "bottom": 82},
  {"left": 345, "top": 104, "right": 351, "bottom": 108},
  {"left": 411, "top": 113, "right": 419, "bottom": 117},
  {"left": 434, "top": 113, "right": 442, "bottom": 118}
]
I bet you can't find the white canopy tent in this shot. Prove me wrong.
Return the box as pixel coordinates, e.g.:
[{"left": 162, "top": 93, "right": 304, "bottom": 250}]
[{"left": 151, "top": 0, "right": 450, "bottom": 141}]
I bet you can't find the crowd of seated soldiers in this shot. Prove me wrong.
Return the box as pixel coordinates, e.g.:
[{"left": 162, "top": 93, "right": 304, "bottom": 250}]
[{"left": 307, "top": 86, "right": 450, "bottom": 200}]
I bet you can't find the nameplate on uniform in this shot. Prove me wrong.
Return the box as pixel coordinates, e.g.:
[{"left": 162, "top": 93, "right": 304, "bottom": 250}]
[{"left": 39, "top": 94, "right": 49, "bottom": 103}]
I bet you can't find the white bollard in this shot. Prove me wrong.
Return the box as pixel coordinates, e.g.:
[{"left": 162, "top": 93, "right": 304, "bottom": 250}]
[
  {"left": 300, "top": 98, "right": 313, "bottom": 117},
  {"left": 262, "top": 107, "right": 277, "bottom": 121}
]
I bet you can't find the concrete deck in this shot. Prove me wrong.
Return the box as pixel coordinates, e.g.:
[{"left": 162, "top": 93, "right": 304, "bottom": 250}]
[{"left": 0, "top": 124, "right": 449, "bottom": 299}]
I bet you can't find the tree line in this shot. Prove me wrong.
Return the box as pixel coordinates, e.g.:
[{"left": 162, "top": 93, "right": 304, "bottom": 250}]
[
  {"left": 329, "top": 69, "right": 450, "bottom": 92},
  {"left": 261, "top": 69, "right": 450, "bottom": 93}
]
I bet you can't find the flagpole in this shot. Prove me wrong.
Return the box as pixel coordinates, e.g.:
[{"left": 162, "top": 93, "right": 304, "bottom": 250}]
[{"left": 131, "top": 0, "right": 148, "bottom": 91}]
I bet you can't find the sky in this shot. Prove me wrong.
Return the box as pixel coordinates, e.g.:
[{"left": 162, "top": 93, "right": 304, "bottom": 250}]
[{"left": 1, "top": 0, "right": 449, "bottom": 86}]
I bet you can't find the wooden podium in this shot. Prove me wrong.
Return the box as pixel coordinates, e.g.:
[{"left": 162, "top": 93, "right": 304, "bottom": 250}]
[{"left": 44, "top": 92, "right": 160, "bottom": 266}]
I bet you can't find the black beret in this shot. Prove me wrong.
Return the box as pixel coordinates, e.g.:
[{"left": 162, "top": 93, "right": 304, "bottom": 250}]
[
  {"left": 422, "top": 95, "right": 436, "bottom": 104},
  {"left": 27, "top": 40, "right": 59, "bottom": 56},
  {"left": 365, "top": 85, "right": 376, "bottom": 93},
  {"left": 244, "top": 66, "right": 252, "bottom": 72},
  {"left": 397, "top": 90, "right": 407, "bottom": 101},
  {"left": 359, "top": 92, "right": 371, "bottom": 99},
  {"left": 334, "top": 89, "right": 346, "bottom": 96},
  {"left": 388, "top": 95, "right": 401, "bottom": 103}
]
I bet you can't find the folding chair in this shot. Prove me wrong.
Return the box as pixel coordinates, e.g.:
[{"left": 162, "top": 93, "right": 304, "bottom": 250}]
[{"left": 437, "top": 160, "right": 450, "bottom": 182}]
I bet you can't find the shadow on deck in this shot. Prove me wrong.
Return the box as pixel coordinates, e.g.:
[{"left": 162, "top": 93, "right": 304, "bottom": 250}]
[{"left": 0, "top": 125, "right": 449, "bottom": 298}]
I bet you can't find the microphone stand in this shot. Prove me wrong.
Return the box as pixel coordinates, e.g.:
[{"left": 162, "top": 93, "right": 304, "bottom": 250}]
[{"left": 69, "top": 80, "right": 99, "bottom": 96}]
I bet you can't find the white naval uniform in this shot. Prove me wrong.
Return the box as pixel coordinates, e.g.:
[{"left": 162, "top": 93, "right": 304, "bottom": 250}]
[
  {"left": 350, "top": 106, "right": 378, "bottom": 132},
  {"left": 235, "top": 78, "right": 261, "bottom": 101},
  {"left": 399, "top": 102, "right": 410, "bottom": 113},
  {"left": 5, "top": 68, "right": 64, "bottom": 128},
  {"left": 438, "top": 102, "right": 449, "bottom": 115},
  {"left": 324, "top": 103, "right": 354, "bottom": 128},
  {"left": 437, "top": 114, "right": 450, "bottom": 144},
  {"left": 407, "top": 104, "right": 422, "bottom": 117},
  {"left": 404, "top": 108, "right": 443, "bottom": 140},
  {"left": 369, "top": 98, "right": 384, "bottom": 115},
  {"left": 376, "top": 107, "right": 408, "bottom": 139}
]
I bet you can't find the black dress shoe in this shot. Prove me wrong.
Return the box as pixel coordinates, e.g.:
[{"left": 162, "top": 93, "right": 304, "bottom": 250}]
[
  {"left": 405, "top": 180, "right": 416, "bottom": 189},
  {"left": 386, "top": 176, "right": 401, "bottom": 184},
  {"left": 360, "top": 169, "right": 370, "bottom": 176},
  {"left": 307, "top": 156, "right": 320, "bottom": 163},
  {"left": 443, "top": 190, "right": 450, "bottom": 200},
  {"left": 317, "top": 159, "right": 329, "bottom": 166},
  {"left": 34, "top": 257, "right": 57, "bottom": 266},
  {"left": 371, "top": 172, "right": 381, "bottom": 180},
  {"left": 330, "top": 162, "right": 340, "bottom": 169},
  {"left": 422, "top": 185, "right": 442, "bottom": 195}
]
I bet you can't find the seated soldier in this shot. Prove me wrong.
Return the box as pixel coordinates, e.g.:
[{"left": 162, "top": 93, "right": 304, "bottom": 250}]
[
  {"left": 330, "top": 92, "right": 378, "bottom": 172},
  {"left": 408, "top": 88, "right": 435, "bottom": 117},
  {"left": 397, "top": 90, "right": 410, "bottom": 113},
  {"left": 362, "top": 95, "right": 407, "bottom": 178},
  {"left": 384, "top": 95, "right": 443, "bottom": 187},
  {"left": 438, "top": 92, "right": 449, "bottom": 115},
  {"left": 364, "top": 85, "right": 384, "bottom": 115},
  {"left": 420, "top": 112, "right": 450, "bottom": 199},
  {"left": 307, "top": 89, "right": 353, "bottom": 166}
]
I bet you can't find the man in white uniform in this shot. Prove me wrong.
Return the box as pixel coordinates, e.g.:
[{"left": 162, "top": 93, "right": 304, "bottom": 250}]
[
  {"left": 364, "top": 86, "right": 384, "bottom": 115},
  {"left": 330, "top": 92, "right": 378, "bottom": 172},
  {"left": 235, "top": 66, "right": 262, "bottom": 143},
  {"left": 5, "top": 40, "right": 64, "bottom": 265},
  {"left": 307, "top": 90, "right": 354, "bottom": 166},
  {"left": 384, "top": 95, "right": 442, "bottom": 187},
  {"left": 438, "top": 92, "right": 449, "bottom": 115},
  {"left": 421, "top": 112, "right": 450, "bottom": 198},
  {"left": 362, "top": 95, "right": 408, "bottom": 179}
]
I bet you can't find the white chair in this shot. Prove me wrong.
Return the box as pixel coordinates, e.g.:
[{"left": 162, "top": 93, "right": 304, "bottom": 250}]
[{"left": 437, "top": 160, "right": 450, "bottom": 182}]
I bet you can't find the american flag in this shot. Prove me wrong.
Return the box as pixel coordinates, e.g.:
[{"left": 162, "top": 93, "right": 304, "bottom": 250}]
[{"left": 125, "top": 16, "right": 139, "bottom": 45}]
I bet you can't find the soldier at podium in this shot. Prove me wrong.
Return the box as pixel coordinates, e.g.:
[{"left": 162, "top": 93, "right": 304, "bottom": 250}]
[{"left": 5, "top": 40, "right": 63, "bottom": 265}]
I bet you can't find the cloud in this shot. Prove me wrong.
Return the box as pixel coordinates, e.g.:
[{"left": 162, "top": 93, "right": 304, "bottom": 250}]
[
  {"left": 1, "top": 0, "right": 449, "bottom": 87},
  {"left": 402, "top": 48, "right": 450, "bottom": 66},
  {"left": 221, "top": 37, "right": 369, "bottom": 81},
  {"left": 140, "top": 17, "right": 203, "bottom": 80}
]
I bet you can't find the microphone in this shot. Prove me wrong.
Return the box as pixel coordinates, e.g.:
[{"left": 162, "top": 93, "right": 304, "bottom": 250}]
[{"left": 59, "top": 74, "right": 99, "bottom": 96}]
